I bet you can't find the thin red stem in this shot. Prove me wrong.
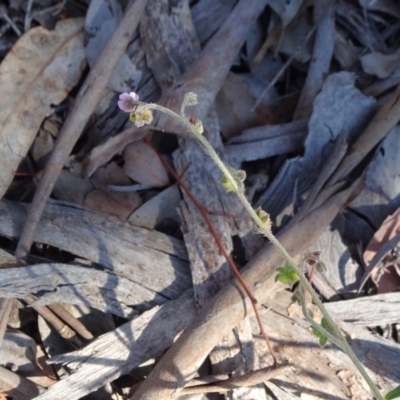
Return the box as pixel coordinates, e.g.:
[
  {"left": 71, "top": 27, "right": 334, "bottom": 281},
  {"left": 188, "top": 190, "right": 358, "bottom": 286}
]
[{"left": 145, "top": 137, "right": 278, "bottom": 366}]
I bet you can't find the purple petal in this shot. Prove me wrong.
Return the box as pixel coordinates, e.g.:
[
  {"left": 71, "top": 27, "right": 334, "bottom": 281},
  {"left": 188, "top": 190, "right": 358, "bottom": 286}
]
[
  {"left": 117, "top": 92, "right": 139, "bottom": 112},
  {"left": 129, "top": 92, "right": 139, "bottom": 101},
  {"left": 118, "top": 99, "right": 128, "bottom": 112}
]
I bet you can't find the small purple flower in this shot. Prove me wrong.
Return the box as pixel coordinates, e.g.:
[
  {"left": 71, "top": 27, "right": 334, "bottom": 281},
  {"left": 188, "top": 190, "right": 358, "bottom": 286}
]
[{"left": 118, "top": 92, "right": 139, "bottom": 112}]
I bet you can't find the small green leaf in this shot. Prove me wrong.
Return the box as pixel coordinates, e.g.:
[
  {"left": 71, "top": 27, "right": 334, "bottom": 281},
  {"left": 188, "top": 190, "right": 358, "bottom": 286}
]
[
  {"left": 319, "top": 335, "right": 328, "bottom": 347},
  {"left": 321, "top": 317, "right": 334, "bottom": 333},
  {"left": 311, "top": 317, "right": 335, "bottom": 348},
  {"left": 385, "top": 385, "right": 400, "bottom": 400},
  {"left": 291, "top": 293, "right": 301, "bottom": 304},
  {"left": 275, "top": 261, "right": 299, "bottom": 285},
  {"left": 311, "top": 326, "right": 328, "bottom": 347},
  {"left": 316, "top": 261, "right": 326, "bottom": 273}
]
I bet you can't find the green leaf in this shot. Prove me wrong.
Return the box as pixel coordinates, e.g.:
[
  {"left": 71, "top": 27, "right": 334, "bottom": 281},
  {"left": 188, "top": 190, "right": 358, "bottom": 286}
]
[
  {"left": 275, "top": 261, "right": 299, "bottom": 285},
  {"left": 291, "top": 293, "right": 301, "bottom": 305},
  {"left": 321, "top": 317, "right": 334, "bottom": 333},
  {"left": 311, "top": 326, "right": 328, "bottom": 347},
  {"left": 319, "top": 335, "right": 328, "bottom": 347},
  {"left": 385, "top": 386, "right": 400, "bottom": 400},
  {"left": 311, "top": 317, "right": 335, "bottom": 348}
]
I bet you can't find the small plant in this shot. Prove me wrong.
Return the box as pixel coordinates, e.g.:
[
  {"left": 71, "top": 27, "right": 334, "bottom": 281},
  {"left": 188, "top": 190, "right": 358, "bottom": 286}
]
[{"left": 118, "top": 91, "right": 400, "bottom": 400}]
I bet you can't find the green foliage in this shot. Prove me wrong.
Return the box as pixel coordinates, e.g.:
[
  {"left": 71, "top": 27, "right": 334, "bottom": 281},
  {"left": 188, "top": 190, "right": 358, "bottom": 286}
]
[
  {"left": 311, "top": 317, "right": 335, "bottom": 347},
  {"left": 291, "top": 292, "right": 301, "bottom": 304},
  {"left": 275, "top": 261, "right": 299, "bottom": 285},
  {"left": 385, "top": 386, "right": 400, "bottom": 400}
]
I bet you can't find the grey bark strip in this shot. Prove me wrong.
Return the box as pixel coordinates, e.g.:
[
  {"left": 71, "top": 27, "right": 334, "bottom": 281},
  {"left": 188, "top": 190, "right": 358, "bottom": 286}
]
[{"left": 0, "top": 200, "right": 190, "bottom": 300}]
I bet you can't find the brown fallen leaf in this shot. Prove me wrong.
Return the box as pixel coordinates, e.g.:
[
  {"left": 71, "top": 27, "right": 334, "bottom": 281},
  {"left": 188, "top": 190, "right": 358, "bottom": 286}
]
[
  {"left": 215, "top": 72, "right": 272, "bottom": 140},
  {"left": 363, "top": 208, "right": 400, "bottom": 293},
  {"left": 84, "top": 189, "right": 141, "bottom": 220},
  {"left": 85, "top": 162, "right": 142, "bottom": 219},
  {"left": 0, "top": 18, "right": 86, "bottom": 199},
  {"left": 73, "top": 126, "right": 147, "bottom": 178},
  {"left": 123, "top": 140, "right": 169, "bottom": 188}
]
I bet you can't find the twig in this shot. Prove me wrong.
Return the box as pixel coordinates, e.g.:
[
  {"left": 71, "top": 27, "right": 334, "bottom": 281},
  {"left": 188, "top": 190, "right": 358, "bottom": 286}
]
[
  {"left": 0, "top": 6, "right": 22, "bottom": 36},
  {"left": 252, "top": 24, "right": 318, "bottom": 110},
  {"left": 327, "top": 83, "right": 400, "bottom": 185},
  {"left": 32, "top": 0, "right": 67, "bottom": 19},
  {"left": 24, "top": 0, "right": 34, "bottom": 32},
  {"left": 46, "top": 303, "right": 93, "bottom": 341},
  {"left": 179, "top": 364, "right": 289, "bottom": 394},
  {"left": 25, "top": 295, "right": 83, "bottom": 348},
  {"left": 293, "top": 0, "right": 336, "bottom": 120}
]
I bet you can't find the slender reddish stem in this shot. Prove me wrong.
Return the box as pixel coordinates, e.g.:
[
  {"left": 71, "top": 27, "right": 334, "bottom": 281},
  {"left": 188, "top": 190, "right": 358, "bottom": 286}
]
[{"left": 145, "top": 137, "right": 278, "bottom": 366}]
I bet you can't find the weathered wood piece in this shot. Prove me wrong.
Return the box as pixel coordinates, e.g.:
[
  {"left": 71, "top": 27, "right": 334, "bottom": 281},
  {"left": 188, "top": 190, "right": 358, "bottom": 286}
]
[
  {"left": 32, "top": 286, "right": 400, "bottom": 399},
  {"left": 257, "top": 72, "right": 376, "bottom": 221},
  {"left": 260, "top": 290, "right": 400, "bottom": 398},
  {"left": 0, "top": 263, "right": 168, "bottom": 318},
  {"left": 0, "top": 200, "right": 190, "bottom": 299},
  {"left": 225, "top": 119, "right": 308, "bottom": 167},
  {"left": 32, "top": 291, "right": 197, "bottom": 400},
  {"left": 325, "top": 292, "right": 400, "bottom": 326}
]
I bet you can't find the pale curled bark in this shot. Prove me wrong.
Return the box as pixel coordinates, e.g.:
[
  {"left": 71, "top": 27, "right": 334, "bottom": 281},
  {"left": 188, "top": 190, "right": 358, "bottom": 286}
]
[{"left": 131, "top": 184, "right": 356, "bottom": 399}]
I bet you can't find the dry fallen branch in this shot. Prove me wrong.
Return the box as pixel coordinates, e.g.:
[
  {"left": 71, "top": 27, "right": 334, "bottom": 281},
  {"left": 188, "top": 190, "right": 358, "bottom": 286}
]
[{"left": 0, "top": 200, "right": 190, "bottom": 300}]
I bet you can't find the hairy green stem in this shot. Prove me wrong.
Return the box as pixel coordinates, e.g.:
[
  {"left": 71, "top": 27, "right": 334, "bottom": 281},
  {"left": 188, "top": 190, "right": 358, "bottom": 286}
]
[{"left": 143, "top": 101, "right": 384, "bottom": 400}]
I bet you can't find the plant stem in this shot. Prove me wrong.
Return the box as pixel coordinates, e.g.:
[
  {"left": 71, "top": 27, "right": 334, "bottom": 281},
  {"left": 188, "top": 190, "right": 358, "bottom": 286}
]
[{"left": 143, "top": 101, "right": 384, "bottom": 400}]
